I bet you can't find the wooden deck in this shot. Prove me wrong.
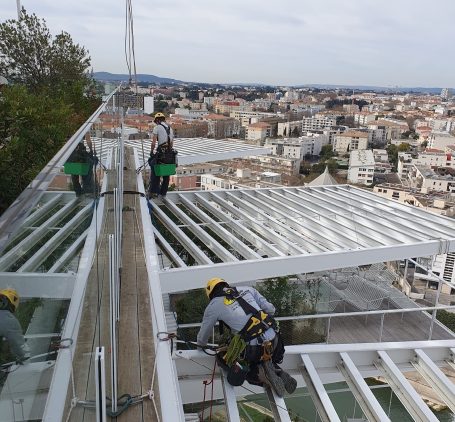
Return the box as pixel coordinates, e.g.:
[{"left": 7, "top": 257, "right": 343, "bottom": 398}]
[{"left": 65, "top": 148, "right": 158, "bottom": 421}]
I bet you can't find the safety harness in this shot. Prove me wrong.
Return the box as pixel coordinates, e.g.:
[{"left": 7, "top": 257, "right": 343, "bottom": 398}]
[{"left": 221, "top": 287, "right": 277, "bottom": 343}]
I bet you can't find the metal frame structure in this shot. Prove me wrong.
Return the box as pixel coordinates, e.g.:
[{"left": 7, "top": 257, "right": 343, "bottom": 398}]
[
  {"left": 175, "top": 340, "right": 455, "bottom": 421},
  {"left": 147, "top": 185, "right": 455, "bottom": 292},
  {"left": 4, "top": 86, "right": 455, "bottom": 421}
]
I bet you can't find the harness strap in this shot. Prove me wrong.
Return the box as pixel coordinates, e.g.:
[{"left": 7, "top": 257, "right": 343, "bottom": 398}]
[{"left": 222, "top": 288, "right": 277, "bottom": 342}]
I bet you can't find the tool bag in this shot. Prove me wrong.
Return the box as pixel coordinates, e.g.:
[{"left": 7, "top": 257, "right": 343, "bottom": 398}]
[{"left": 156, "top": 123, "right": 178, "bottom": 165}]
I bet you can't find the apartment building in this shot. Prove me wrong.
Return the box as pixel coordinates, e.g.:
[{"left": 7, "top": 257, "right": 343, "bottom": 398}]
[
  {"left": 203, "top": 114, "right": 240, "bottom": 139},
  {"left": 230, "top": 110, "right": 276, "bottom": 127},
  {"left": 354, "top": 112, "right": 377, "bottom": 126},
  {"left": 368, "top": 119, "right": 408, "bottom": 141},
  {"left": 267, "top": 134, "right": 329, "bottom": 159},
  {"left": 407, "top": 165, "right": 455, "bottom": 194},
  {"left": 301, "top": 115, "right": 339, "bottom": 132},
  {"left": 200, "top": 168, "right": 283, "bottom": 191},
  {"left": 428, "top": 132, "right": 455, "bottom": 150},
  {"left": 348, "top": 149, "right": 375, "bottom": 185},
  {"left": 170, "top": 163, "right": 226, "bottom": 191},
  {"left": 333, "top": 130, "right": 371, "bottom": 154},
  {"left": 245, "top": 122, "right": 272, "bottom": 142},
  {"left": 397, "top": 152, "right": 414, "bottom": 179}
]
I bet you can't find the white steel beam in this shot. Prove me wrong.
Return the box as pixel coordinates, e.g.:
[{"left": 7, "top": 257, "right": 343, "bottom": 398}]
[
  {"left": 135, "top": 150, "right": 185, "bottom": 421},
  {"left": 220, "top": 369, "right": 241, "bottom": 422},
  {"left": 413, "top": 348, "right": 455, "bottom": 413},
  {"left": 18, "top": 204, "right": 92, "bottom": 272},
  {"left": 165, "top": 199, "right": 238, "bottom": 262},
  {"left": 21, "top": 193, "right": 64, "bottom": 228},
  {"left": 258, "top": 190, "right": 384, "bottom": 248},
  {"left": 264, "top": 386, "right": 292, "bottom": 422},
  {"left": 338, "top": 352, "right": 390, "bottom": 422},
  {"left": 241, "top": 190, "right": 344, "bottom": 251},
  {"left": 153, "top": 226, "right": 187, "bottom": 268},
  {"left": 178, "top": 195, "right": 261, "bottom": 260},
  {"left": 47, "top": 228, "right": 89, "bottom": 273},
  {"left": 211, "top": 192, "right": 305, "bottom": 255},
  {"left": 375, "top": 350, "right": 438, "bottom": 422},
  {"left": 226, "top": 191, "right": 315, "bottom": 253},
  {"left": 194, "top": 193, "right": 284, "bottom": 258},
  {"left": 295, "top": 188, "right": 423, "bottom": 243},
  {"left": 272, "top": 189, "right": 401, "bottom": 246},
  {"left": 43, "top": 156, "right": 110, "bottom": 421},
  {"left": 336, "top": 185, "right": 455, "bottom": 234},
  {"left": 158, "top": 239, "right": 455, "bottom": 293},
  {"left": 0, "top": 272, "right": 75, "bottom": 299},
  {"left": 300, "top": 354, "right": 341, "bottom": 422},
  {"left": 0, "top": 198, "right": 79, "bottom": 271},
  {"left": 334, "top": 186, "right": 455, "bottom": 238},
  {"left": 151, "top": 203, "right": 213, "bottom": 265}
]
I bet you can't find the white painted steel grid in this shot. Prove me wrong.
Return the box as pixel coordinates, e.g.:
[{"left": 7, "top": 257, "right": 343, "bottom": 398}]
[{"left": 150, "top": 185, "right": 455, "bottom": 292}]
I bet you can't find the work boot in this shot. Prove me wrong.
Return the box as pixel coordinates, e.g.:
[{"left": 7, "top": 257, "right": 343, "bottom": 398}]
[
  {"left": 275, "top": 367, "right": 297, "bottom": 394},
  {"left": 258, "top": 361, "right": 286, "bottom": 397}
]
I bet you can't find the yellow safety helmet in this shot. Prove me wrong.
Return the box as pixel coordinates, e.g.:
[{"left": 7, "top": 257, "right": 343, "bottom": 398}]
[
  {"left": 0, "top": 288, "right": 20, "bottom": 312},
  {"left": 154, "top": 112, "right": 165, "bottom": 119},
  {"left": 206, "top": 277, "right": 226, "bottom": 298}
]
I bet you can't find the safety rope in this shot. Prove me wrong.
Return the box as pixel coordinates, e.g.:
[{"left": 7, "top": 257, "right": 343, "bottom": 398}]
[
  {"left": 201, "top": 358, "right": 217, "bottom": 422},
  {"left": 185, "top": 355, "right": 306, "bottom": 422},
  {"left": 223, "top": 334, "right": 246, "bottom": 366}
]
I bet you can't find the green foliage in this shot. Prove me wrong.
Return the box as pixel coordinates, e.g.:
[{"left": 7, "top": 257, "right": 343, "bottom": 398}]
[
  {"left": 175, "top": 289, "right": 208, "bottom": 324},
  {"left": 0, "top": 10, "right": 100, "bottom": 214},
  {"left": 0, "top": 9, "right": 91, "bottom": 90},
  {"left": 257, "top": 277, "right": 304, "bottom": 317},
  {"left": 436, "top": 309, "right": 455, "bottom": 333},
  {"left": 320, "top": 144, "right": 335, "bottom": 161},
  {"left": 311, "top": 159, "right": 338, "bottom": 175}
]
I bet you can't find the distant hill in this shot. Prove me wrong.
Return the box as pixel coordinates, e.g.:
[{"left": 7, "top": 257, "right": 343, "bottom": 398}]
[
  {"left": 93, "top": 72, "right": 184, "bottom": 84},
  {"left": 299, "top": 84, "right": 448, "bottom": 94},
  {"left": 93, "top": 73, "right": 450, "bottom": 94}
]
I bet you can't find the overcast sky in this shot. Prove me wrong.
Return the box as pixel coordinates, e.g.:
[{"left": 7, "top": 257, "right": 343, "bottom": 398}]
[{"left": 1, "top": 0, "right": 454, "bottom": 87}]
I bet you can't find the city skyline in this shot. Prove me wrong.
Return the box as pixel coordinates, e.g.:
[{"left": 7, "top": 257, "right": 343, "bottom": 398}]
[{"left": 1, "top": 0, "right": 454, "bottom": 87}]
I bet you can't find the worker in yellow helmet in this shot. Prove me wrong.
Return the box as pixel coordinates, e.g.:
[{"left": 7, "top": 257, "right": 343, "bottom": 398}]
[
  {"left": 147, "top": 112, "right": 175, "bottom": 200},
  {"left": 197, "top": 278, "right": 296, "bottom": 397},
  {"left": 0, "top": 288, "right": 30, "bottom": 363}
]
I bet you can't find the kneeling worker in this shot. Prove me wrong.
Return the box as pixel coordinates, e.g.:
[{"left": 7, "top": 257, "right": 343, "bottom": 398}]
[
  {"left": 197, "top": 278, "right": 297, "bottom": 397},
  {"left": 0, "top": 288, "right": 30, "bottom": 363}
]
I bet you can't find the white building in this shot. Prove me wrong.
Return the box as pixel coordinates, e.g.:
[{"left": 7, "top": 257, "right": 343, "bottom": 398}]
[
  {"left": 428, "top": 132, "right": 455, "bottom": 150},
  {"left": 354, "top": 113, "right": 376, "bottom": 126},
  {"left": 397, "top": 152, "right": 414, "bottom": 179},
  {"left": 174, "top": 108, "right": 209, "bottom": 119},
  {"left": 333, "top": 131, "right": 371, "bottom": 154},
  {"left": 267, "top": 134, "right": 329, "bottom": 159},
  {"left": 301, "top": 116, "right": 338, "bottom": 132},
  {"left": 348, "top": 149, "right": 375, "bottom": 185},
  {"left": 246, "top": 122, "right": 272, "bottom": 142},
  {"left": 407, "top": 165, "right": 455, "bottom": 194},
  {"left": 143, "top": 96, "right": 154, "bottom": 115}
]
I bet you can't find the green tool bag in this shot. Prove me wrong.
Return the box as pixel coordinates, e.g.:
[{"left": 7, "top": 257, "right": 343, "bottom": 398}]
[
  {"left": 64, "top": 162, "right": 90, "bottom": 175},
  {"left": 154, "top": 164, "right": 176, "bottom": 176}
]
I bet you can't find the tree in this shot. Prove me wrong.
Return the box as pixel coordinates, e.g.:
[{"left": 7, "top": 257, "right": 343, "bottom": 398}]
[
  {"left": 320, "top": 144, "right": 334, "bottom": 161},
  {"left": 0, "top": 9, "right": 91, "bottom": 91},
  {"left": 0, "top": 11, "right": 99, "bottom": 214},
  {"left": 291, "top": 126, "right": 300, "bottom": 137}
]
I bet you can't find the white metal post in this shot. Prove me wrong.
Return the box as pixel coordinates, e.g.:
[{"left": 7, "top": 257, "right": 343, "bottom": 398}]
[
  {"left": 95, "top": 347, "right": 107, "bottom": 422},
  {"left": 109, "top": 235, "right": 118, "bottom": 413}
]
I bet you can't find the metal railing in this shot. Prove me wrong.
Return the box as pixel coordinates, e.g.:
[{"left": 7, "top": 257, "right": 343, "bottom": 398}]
[{"left": 177, "top": 304, "right": 455, "bottom": 345}]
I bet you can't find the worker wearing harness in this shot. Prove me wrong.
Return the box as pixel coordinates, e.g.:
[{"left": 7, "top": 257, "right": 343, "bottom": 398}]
[
  {"left": 0, "top": 288, "right": 30, "bottom": 363},
  {"left": 197, "top": 278, "right": 297, "bottom": 396}
]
